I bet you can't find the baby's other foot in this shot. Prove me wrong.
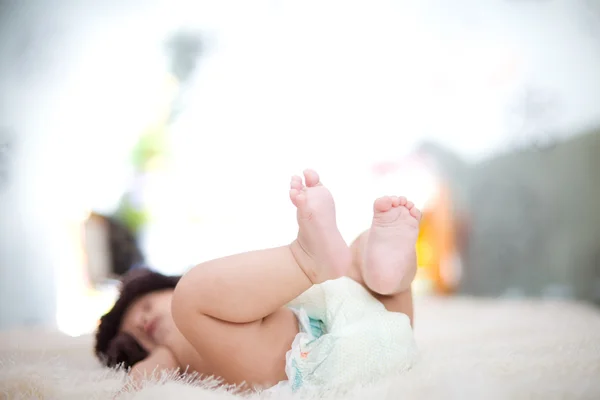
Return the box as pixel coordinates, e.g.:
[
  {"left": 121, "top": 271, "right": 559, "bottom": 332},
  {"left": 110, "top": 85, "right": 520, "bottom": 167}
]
[
  {"left": 289, "top": 169, "right": 351, "bottom": 284},
  {"left": 362, "top": 196, "right": 421, "bottom": 295}
]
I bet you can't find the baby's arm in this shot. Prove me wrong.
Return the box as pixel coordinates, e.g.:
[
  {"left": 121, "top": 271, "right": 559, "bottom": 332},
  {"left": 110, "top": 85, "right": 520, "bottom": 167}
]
[{"left": 127, "top": 346, "right": 179, "bottom": 389}]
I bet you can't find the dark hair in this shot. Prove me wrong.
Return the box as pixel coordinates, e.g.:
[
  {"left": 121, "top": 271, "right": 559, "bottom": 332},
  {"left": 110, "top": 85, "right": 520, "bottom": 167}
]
[{"left": 94, "top": 268, "right": 181, "bottom": 369}]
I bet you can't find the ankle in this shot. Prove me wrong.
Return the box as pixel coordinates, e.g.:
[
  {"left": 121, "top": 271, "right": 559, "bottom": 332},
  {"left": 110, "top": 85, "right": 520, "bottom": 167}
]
[{"left": 289, "top": 239, "right": 319, "bottom": 285}]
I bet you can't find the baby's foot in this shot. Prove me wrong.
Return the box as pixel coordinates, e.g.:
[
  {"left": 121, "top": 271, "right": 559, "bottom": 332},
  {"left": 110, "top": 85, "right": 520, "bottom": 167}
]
[
  {"left": 289, "top": 169, "right": 352, "bottom": 284},
  {"left": 362, "top": 196, "right": 421, "bottom": 295}
]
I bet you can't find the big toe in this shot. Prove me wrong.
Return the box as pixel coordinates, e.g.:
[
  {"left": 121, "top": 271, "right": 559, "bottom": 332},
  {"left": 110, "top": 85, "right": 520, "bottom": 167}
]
[
  {"left": 303, "top": 169, "right": 321, "bottom": 187},
  {"left": 373, "top": 196, "right": 394, "bottom": 213}
]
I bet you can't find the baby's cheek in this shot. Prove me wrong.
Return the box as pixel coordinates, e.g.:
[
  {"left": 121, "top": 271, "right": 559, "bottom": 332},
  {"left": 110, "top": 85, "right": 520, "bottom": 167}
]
[{"left": 157, "top": 323, "right": 177, "bottom": 346}]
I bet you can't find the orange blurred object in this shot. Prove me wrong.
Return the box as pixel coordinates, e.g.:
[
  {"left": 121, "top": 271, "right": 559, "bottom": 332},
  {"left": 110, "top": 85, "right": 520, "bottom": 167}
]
[{"left": 415, "top": 183, "right": 460, "bottom": 295}]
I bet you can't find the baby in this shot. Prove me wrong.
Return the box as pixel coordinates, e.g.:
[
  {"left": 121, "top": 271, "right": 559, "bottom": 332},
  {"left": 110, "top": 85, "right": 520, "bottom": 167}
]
[{"left": 95, "top": 169, "right": 421, "bottom": 391}]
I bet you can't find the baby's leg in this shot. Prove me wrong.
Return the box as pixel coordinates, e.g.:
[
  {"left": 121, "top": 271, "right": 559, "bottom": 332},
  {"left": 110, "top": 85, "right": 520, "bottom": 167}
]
[
  {"left": 348, "top": 196, "right": 421, "bottom": 325},
  {"left": 171, "top": 169, "right": 352, "bottom": 387}
]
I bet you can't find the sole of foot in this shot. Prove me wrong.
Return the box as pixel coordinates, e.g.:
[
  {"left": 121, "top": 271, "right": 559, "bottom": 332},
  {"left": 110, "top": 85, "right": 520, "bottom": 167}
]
[{"left": 362, "top": 195, "right": 421, "bottom": 295}]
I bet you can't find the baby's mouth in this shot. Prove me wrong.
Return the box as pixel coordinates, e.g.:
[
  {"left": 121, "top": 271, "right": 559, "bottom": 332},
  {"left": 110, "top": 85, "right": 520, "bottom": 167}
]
[{"left": 145, "top": 317, "right": 158, "bottom": 338}]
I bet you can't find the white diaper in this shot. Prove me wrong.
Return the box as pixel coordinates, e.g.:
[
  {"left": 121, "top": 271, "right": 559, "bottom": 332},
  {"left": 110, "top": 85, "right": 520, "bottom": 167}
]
[{"left": 272, "top": 277, "right": 418, "bottom": 395}]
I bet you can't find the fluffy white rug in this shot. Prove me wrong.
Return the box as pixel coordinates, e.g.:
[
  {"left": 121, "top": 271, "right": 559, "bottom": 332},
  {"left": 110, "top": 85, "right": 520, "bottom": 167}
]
[{"left": 2, "top": 296, "right": 600, "bottom": 399}]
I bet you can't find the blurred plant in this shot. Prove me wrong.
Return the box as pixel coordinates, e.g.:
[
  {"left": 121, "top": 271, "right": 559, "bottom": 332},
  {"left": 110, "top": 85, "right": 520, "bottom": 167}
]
[
  {"left": 115, "top": 191, "right": 150, "bottom": 235},
  {"left": 165, "top": 30, "right": 204, "bottom": 123},
  {"left": 113, "top": 30, "right": 204, "bottom": 236},
  {"left": 129, "top": 124, "right": 170, "bottom": 172},
  {"left": 114, "top": 96, "right": 172, "bottom": 235},
  {"left": 165, "top": 30, "right": 204, "bottom": 84}
]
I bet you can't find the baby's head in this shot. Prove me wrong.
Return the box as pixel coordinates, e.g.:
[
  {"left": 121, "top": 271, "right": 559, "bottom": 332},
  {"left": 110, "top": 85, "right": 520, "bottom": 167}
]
[{"left": 95, "top": 268, "right": 181, "bottom": 369}]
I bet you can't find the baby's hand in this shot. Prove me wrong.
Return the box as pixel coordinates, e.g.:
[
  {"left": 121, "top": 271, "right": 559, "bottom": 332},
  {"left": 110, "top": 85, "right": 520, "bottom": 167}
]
[{"left": 123, "top": 346, "right": 179, "bottom": 392}]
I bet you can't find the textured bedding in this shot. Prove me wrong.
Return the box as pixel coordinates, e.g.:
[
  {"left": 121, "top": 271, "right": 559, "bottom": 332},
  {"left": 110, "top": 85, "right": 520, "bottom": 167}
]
[{"left": 1, "top": 296, "right": 600, "bottom": 399}]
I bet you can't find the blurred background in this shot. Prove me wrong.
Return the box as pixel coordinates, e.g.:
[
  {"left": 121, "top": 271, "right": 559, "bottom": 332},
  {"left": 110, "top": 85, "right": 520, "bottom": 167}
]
[{"left": 0, "top": 0, "right": 599, "bottom": 337}]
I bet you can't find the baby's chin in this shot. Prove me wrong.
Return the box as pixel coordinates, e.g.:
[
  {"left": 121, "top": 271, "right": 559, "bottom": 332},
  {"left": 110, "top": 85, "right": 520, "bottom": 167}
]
[{"left": 153, "top": 325, "right": 176, "bottom": 346}]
